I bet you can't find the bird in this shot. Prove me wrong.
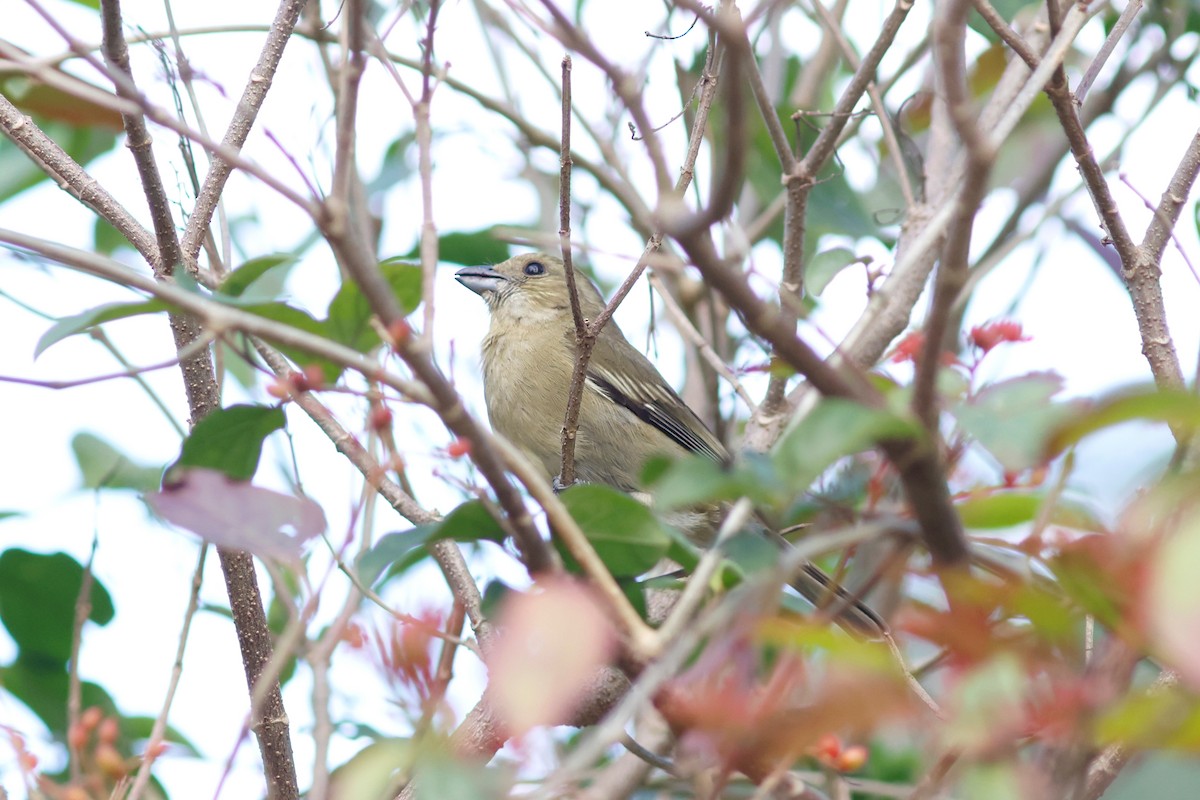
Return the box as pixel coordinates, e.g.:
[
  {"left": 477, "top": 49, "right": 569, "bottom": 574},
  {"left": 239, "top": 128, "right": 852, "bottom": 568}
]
[{"left": 455, "top": 252, "right": 886, "bottom": 638}]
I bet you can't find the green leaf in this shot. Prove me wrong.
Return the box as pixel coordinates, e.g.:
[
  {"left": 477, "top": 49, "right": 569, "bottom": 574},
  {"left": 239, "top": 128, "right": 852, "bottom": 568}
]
[
  {"left": 953, "top": 373, "right": 1071, "bottom": 471},
  {"left": 239, "top": 302, "right": 341, "bottom": 383},
  {"left": 0, "top": 655, "right": 115, "bottom": 736},
  {"left": 435, "top": 499, "right": 508, "bottom": 544},
  {"left": 359, "top": 500, "right": 507, "bottom": 587},
  {"left": 219, "top": 254, "right": 300, "bottom": 300},
  {"left": 955, "top": 490, "right": 1104, "bottom": 531},
  {"left": 956, "top": 491, "right": 1042, "bottom": 529},
  {"left": 719, "top": 530, "right": 779, "bottom": 575},
  {"left": 71, "top": 432, "right": 163, "bottom": 491},
  {"left": 329, "top": 739, "right": 414, "bottom": 800},
  {"left": 646, "top": 455, "right": 737, "bottom": 511},
  {"left": 806, "top": 247, "right": 858, "bottom": 296},
  {"left": 0, "top": 549, "right": 114, "bottom": 665},
  {"left": 358, "top": 526, "right": 438, "bottom": 587},
  {"left": 401, "top": 228, "right": 511, "bottom": 267},
  {"left": 173, "top": 404, "right": 285, "bottom": 481},
  {"left": 92, "top": 217, "right": 129, "bottom": 256},
  {"left": 558, "top": 485, "right": 670, "bottom": 577},
  {"left": 773, "top": 398, "right": 918, "bottom": 495},
  {"left": 35, "top": 300, "right": 168, "bottom": 357},
  {"left": 325, "top": 260, "right": 422, "bottom": 353},
  {"left": 1046, "top": 386, "right": 1200, "bottom": 456}
]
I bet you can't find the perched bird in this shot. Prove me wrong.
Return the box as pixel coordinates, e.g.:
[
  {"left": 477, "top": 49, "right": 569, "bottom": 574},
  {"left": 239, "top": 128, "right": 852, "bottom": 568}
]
[{"left": 456, "top": 252, "right": 885, "bottom": 638}]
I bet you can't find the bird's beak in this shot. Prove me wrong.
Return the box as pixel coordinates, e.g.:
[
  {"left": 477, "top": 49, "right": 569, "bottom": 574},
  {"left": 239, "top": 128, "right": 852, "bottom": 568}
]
[{"left": 454, "top": 266, "right": 508, "bottom": 296}]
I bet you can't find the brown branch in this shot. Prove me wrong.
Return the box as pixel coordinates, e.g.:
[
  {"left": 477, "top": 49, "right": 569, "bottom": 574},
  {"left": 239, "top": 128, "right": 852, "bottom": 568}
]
[
  {"left": 1044, "top": 49, "right": 1185, "bottom": 394},
  {"left": 1075, "top": 0, "right": 1143, "bottom": 105},
  {"left": 559, "top": 54, "right": 587, "bottom": 488},
  {"left": 970, "top": 0, "right": 1040, "bottom": 69}
]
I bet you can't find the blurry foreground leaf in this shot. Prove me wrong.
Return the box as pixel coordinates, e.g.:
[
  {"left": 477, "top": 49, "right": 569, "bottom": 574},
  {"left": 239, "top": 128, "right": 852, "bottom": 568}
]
[
  {"left": 72, "top": 432, "right": 162, "bottom": 492},
  {"left": 147, "top": 468, "right": 325, "bottom": 562}
]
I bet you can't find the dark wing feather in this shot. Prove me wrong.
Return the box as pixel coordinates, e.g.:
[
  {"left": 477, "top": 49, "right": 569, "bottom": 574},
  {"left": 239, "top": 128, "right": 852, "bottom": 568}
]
[{"left": 587, "top": 366, "right": 728, "bottom": 464}]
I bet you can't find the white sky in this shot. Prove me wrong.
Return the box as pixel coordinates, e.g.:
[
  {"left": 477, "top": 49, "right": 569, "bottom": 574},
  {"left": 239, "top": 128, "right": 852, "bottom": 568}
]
[{"left": 1, "top": 0, "right": 1198, "bottom": 797}]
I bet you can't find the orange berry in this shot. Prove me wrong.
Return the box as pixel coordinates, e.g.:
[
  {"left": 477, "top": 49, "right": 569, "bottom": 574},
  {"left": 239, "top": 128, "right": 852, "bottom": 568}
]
[
  {"left": 836, "top": 744, "right": 868, "bottom": 772},
  {"left": 446, "top": 438, "right": 471, "bottom": 458}
]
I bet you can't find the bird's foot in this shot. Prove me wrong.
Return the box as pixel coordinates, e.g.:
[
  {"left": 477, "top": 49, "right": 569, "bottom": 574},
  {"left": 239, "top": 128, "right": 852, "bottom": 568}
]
[{"left": 552, "top": 475, "right": 578, "bottom": 494}]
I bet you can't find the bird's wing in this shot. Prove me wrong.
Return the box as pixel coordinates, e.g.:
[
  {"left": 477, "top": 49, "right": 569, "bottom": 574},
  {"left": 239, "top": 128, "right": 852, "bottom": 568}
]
[{"left": 586, "top": 335, "right": 728, "bottom": 464}]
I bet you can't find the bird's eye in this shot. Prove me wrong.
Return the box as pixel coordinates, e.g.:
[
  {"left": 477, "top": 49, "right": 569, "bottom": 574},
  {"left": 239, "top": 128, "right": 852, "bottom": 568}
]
[{"left": 523, "top": 261, "right": 545, "bottom": 276}]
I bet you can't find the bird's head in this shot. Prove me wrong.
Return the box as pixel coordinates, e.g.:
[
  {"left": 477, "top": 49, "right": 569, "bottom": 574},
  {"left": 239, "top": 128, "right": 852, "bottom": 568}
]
[{"left": 455, "top": 252, "right": 606, "bottom": 318}]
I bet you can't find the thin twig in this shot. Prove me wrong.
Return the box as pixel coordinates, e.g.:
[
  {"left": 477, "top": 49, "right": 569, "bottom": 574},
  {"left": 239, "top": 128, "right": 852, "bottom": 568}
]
[
  {"left": 126, "top": 547, "right": 207, "bottom": 800},
  {"left": 558, "top": 54, "right": 587, "bottom": 488},
  {"left": 1075, "top": 0, "right": 1144, "bottom": 106}
]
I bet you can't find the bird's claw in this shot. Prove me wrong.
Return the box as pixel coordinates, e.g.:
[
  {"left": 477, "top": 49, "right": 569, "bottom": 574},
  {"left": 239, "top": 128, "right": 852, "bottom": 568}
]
[{"left": 552, "top": 476, "right": 577, "bottom": 493}]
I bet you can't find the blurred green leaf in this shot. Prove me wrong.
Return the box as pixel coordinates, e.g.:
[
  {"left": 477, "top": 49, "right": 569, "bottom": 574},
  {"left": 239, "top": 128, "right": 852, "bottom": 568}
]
[
  {"left": 435, "top": 499, "right": 508, "bottom": 544},
  {"left": 806, "top": 247, "right": 858, "bottom": 296},
  {"left": 1047, "top": 386, "right": 1200, "bottom": 457},
  {"left": 1096, "top": 685, "right": 1200, "bottom": 750},
  {"left": 558, "top": 485, "right": 670, "bottom": 577},
  {"left": 325, "top": 260, "right": 422, "bottom": 353},
  {"left": 71, "top": 432, "right": 163, "bottom": 491},
  {"left": 953, "top": 373, "right": 1070, "bottom": 471},
  {"left": 173, "top": 404, "right": 285, "bottom": 481},
  {"left": 359, "top": 500, "right": 507, "bottom": 587},
  {"left": 359, "top": 526, "right": 438, "bottom": 587},
  {"left": 92, "top": 217, "right": 129, "bottom": 256},
  {"left": 35, "top": 300, "right": 168, "bottom": 357},
  {"left": 401, "top": 228, "right": 510, "bottom": 267},
  {"left": 773, "top": 398, "right": 918, "bottom": 496},
  {"left": 956, "top": 489, "right": 1103, "bottom": 531},
  {"left": 414, "top": 753, "right": 510, "bottom": 800},
  {"left": 0, "top": 655, "right": 115, "bottom": 736},
  {"left": 329, "top": 738, "right": 412, "bottom": 800},
  {"left": 219, "top": 254, "right": 301, "bottom": 300},
  {"left": 968, "top": 2, "right": 1032, "bottom": 42},
  {"left": 0, "top": 549, "right": 114, "bottom": 665},
  {"left": 239, "top": 302, "right": 340, "bottom": 382}
]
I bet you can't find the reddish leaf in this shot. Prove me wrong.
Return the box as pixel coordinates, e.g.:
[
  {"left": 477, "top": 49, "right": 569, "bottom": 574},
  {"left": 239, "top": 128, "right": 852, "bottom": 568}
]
[
  {"left": 146, "top": 468, "right": 325, "bottom": 562},
  {"left": 487, "top": 578, "right": 618, "bottom": 735}
]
